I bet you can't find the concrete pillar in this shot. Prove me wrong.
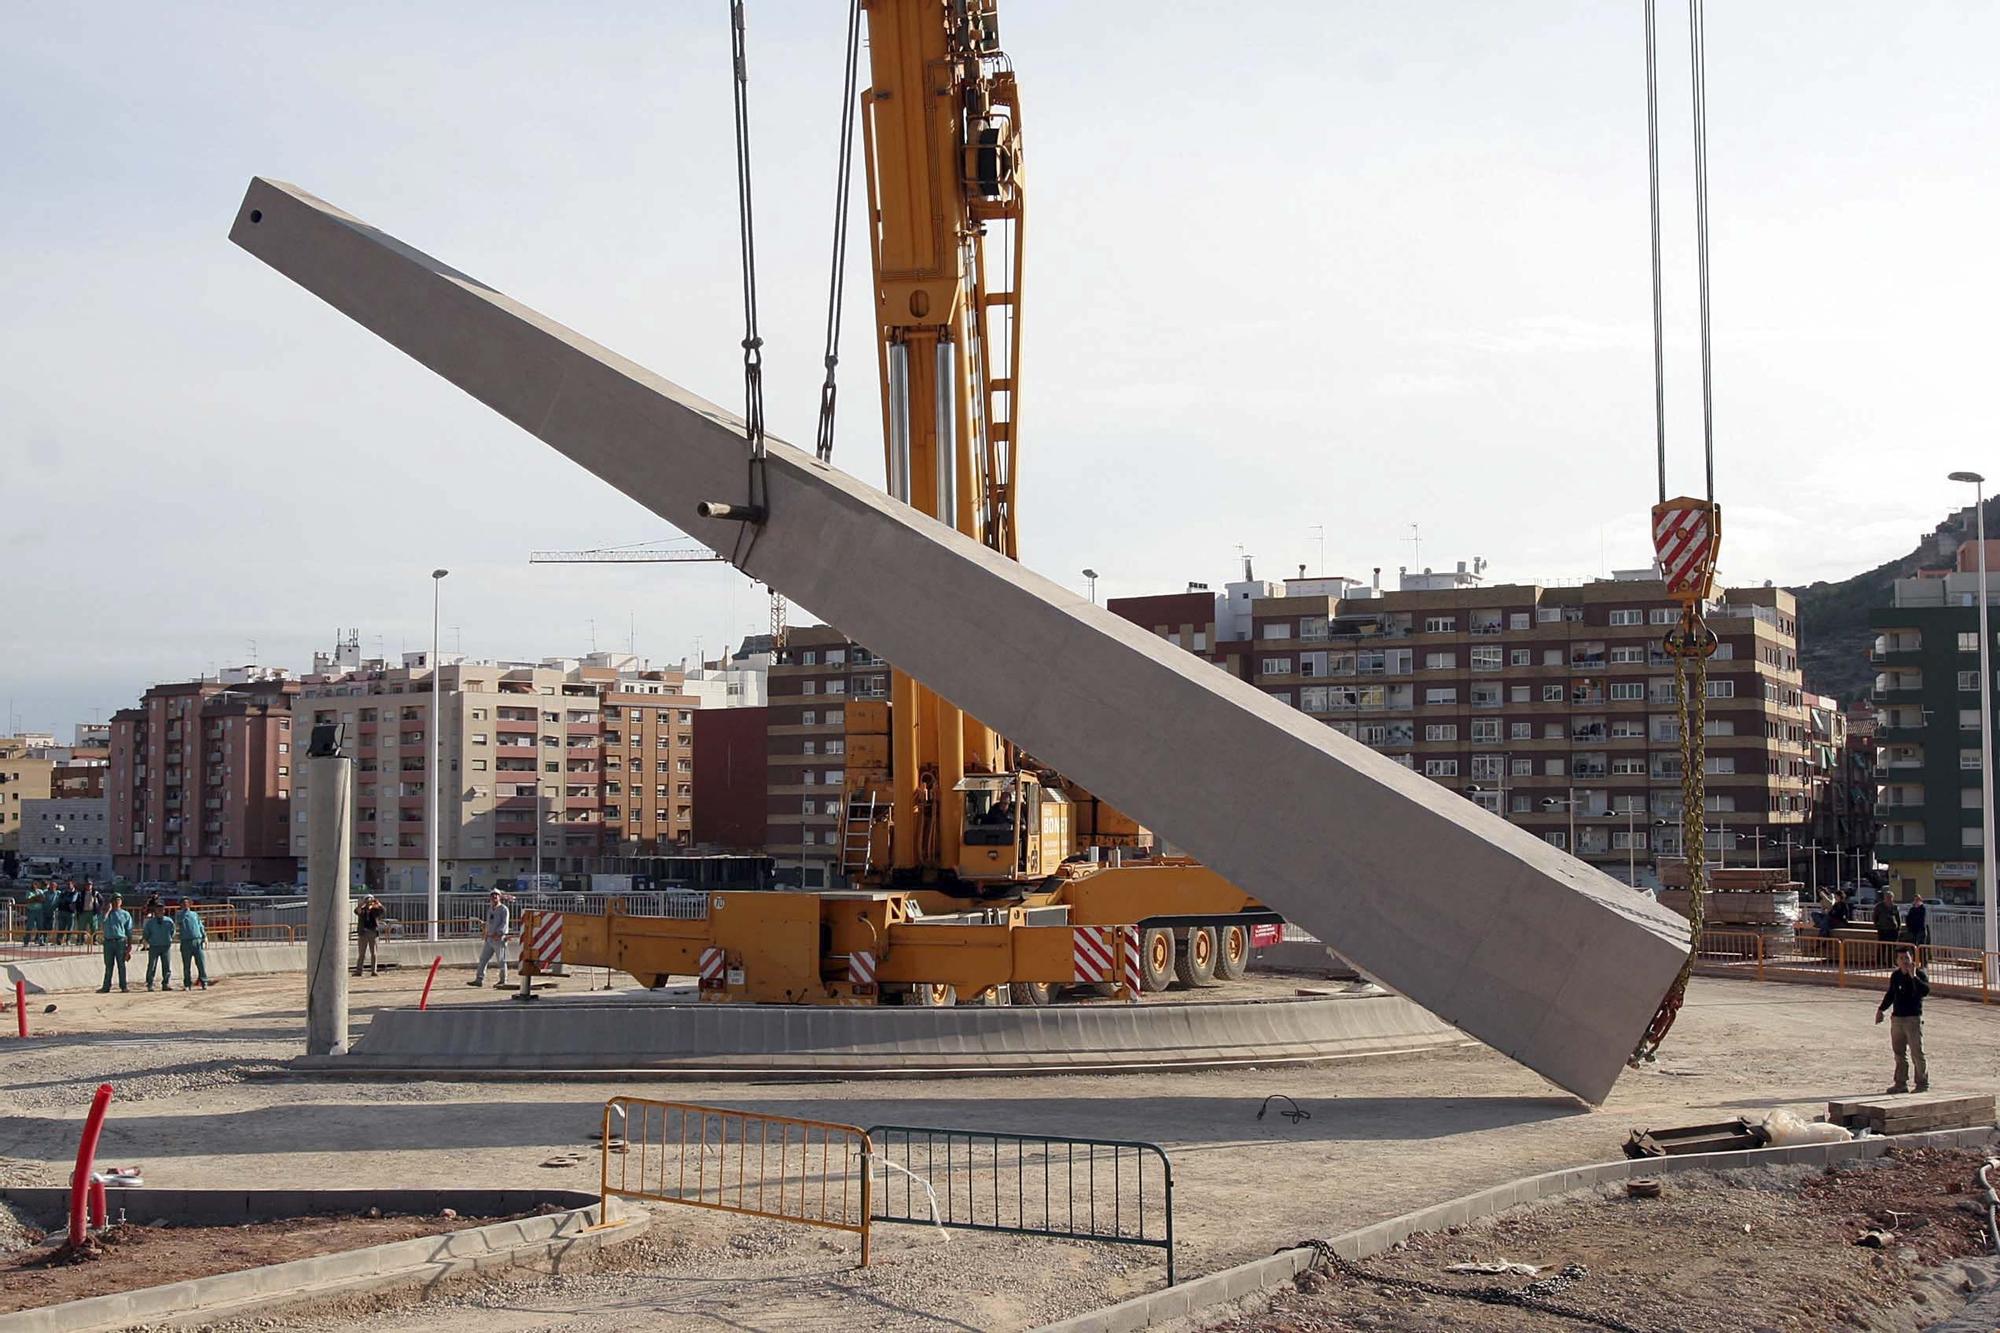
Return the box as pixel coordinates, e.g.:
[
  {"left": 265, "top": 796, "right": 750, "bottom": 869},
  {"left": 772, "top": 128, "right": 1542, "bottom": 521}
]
[{"left": 305, "top": 753, "right": 352, "bottom": 1057}]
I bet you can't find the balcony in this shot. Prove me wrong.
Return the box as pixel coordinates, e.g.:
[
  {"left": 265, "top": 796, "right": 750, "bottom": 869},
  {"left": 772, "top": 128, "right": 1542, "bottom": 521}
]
[{"left": 1873, "top": 672, "right": 1924, "bottom": 700}]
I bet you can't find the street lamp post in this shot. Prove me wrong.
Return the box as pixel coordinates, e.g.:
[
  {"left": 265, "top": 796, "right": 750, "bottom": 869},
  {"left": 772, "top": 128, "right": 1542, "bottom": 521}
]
[
  {"left": 1948, "top": 470, "right": 1999, "bottom": 979},
  {"left": 428, "top": 568, "right": 448, "bottom": 943},
  {"left": 1743, "top": 830, "right": 1770, "bottom": 870},
  {"left": 1542, "top": 788, "right": 1578, "bottom": 860}
]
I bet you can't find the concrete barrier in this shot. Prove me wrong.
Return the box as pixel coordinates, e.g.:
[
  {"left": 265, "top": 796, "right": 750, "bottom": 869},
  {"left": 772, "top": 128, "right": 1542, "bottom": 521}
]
[
  {"left": 0, "top": 1189, "right": 644, "bottom": 1333},
  {"left": 2, "top": 939, "right": 485, "bottom": 996},
  {"left": 305, "top": 993, "right": 1462, "bottom": 1076}
]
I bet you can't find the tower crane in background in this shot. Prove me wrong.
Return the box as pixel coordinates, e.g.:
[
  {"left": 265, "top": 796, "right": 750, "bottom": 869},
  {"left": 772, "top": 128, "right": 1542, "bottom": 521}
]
[{"left": 527, "top": 540, "right": 788, "bottom": 652}]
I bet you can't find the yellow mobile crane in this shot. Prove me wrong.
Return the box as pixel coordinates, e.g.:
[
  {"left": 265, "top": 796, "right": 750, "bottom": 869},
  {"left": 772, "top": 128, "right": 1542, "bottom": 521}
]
[{"left": 529, "top": 0, "right": 1278, "bottom": 1005}]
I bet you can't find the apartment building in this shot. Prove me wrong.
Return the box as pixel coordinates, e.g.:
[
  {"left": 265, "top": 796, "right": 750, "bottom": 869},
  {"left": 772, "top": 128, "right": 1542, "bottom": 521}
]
[
  {"left": 1868, "top": 547, "right": 2000, "bottom": 906},
  {"left": 107, "top": 674, "right": 301, "bottom": 884},
  {"left": 289, "top": 649, "right": 700, "bottom": 893},
  {"left": 0, "top": 738, "right": 56, "bottom": 852},
  {"left": 764, "top": 626, "right": 890, "bottom": 888},
  {"left": 1113, "top": 563, "right": 1814, "bottom": 884},
  {"left": 20, "top": 796, "right": 112, "bottom": 879}
]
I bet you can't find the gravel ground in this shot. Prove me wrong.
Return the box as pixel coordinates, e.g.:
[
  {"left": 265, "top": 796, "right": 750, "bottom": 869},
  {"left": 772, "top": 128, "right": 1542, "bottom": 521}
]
[
  {"left": 2, "top": 969, "right": 1998, "bottom": 1330},
  {"left": 1203, "top": 1150, "right": 2000, "bottom": 1333}
]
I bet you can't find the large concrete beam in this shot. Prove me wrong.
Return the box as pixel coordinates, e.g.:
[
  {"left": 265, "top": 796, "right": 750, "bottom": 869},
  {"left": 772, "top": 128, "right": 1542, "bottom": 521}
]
[{"left": 228, "top": 178, "right": 1690, "bottom": 1103}]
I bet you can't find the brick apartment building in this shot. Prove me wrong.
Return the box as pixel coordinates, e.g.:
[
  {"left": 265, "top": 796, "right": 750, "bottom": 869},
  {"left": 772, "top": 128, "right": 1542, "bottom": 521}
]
[
  {"left": 288, "top": 647, "right": 703, "bottom": 894},
  {"left": 108, "top": 673, "right": 301, "bottom": 885},
  {"left": 764, "top": 626, "right": 890, "bottom": 888},
  {"left": 691, "top": 706, "right": 769, "bottom": 851},
  {"left": 1112, "top": 563, "right": 1815, "bottom": 884}
]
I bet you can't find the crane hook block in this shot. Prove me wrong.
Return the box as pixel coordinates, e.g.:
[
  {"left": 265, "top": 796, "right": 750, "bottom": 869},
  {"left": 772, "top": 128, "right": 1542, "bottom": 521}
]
[{"left": 1651, "top": 497, "right": 1721, "bottom": 605}]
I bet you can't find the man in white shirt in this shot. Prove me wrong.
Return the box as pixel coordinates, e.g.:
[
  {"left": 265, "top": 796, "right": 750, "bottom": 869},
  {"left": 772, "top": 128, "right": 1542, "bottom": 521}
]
[{"left": 469, "top": 890, "right": 512, "bottom": 988}]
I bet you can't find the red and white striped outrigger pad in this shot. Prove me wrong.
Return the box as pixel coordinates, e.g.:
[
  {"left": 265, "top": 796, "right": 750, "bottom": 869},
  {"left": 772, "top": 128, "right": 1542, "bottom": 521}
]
[
  {"left": 1073, "top": 924, "right": 1143, "bottom": 998},
  {"left": 1652, "top": 498, "right": 1721, "bottom": 603},
  {"left": 847, "top": 950, "right": 876, "bottom": 986}
]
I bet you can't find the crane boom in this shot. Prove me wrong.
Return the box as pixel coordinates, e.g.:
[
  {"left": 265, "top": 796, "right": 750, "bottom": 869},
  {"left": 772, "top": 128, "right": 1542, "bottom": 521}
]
[{"left": 861, "top": 0, "right": 1024, "bottom": 874}]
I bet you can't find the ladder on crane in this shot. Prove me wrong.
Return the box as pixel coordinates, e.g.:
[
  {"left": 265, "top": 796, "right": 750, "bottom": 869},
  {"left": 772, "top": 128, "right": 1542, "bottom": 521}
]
[{"left": 838, "top": 791, "right": 885, "bottom": 878}]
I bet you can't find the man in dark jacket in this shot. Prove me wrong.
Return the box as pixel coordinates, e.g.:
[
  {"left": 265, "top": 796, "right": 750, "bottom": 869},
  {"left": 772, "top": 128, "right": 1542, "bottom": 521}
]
[
  {"left": 1902, "top": 895, "right": 1929, "bottom": 947},
  {"left": 1875, "top": 946, "right": 1930, "bottom": 1094},
  {"left": 1872, "top": 890, "right": 1902, "bottom": 943}
]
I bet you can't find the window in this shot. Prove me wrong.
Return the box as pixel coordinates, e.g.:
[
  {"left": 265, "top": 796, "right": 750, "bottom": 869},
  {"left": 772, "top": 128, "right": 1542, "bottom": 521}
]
[
  {"left": 802, "top": 740, "right": 817, "bottom": 756},
  {"left": 1510, "top": 612, "right": 1531, "bottom": 630},
  {"left": 1424, "top": 723, "right": 1458, "bottom": 742},
  {"left": 1613, "top": 830, "right": 1648, "bottom": 850},
  {"left": 1299, "top": 616, "right": 1328, "bottom": 641},
  {"left": 1510, "top": 721, "right": 1533, "bottom": 740},
  {"left": 825, "top": 739, "right": 845, "bottom": 755},
  {"left": 1612, "top": 757, "right": 1646, "bottom": 775},
  {"left": 1424, "top": 616, "right": 1456, "bottom": 633},
  {"left": 1705, "top": 679, "right": 1735, "bottom": 699},
  {"left": 1470, "top": 647, "right": 1502, "bottom": 672},
  {"left": 1960, "top": 671, "right": 1981, "bottom": 692},
  {"left": 1544, "top": 831, "right": 1568, "bottom": 850},
  {"left": 801, "top": 710, "right": 817, "bottom": 726},
  {"left": 1963, "top": 749, "right": 1984, "bottom": 771},
  {"left": 1703, "top": 756, "right": 1736, "bottom": 775},
  {"left": 1471, "top": 717, "right": 1500, "bottom": 742},
  {"left": 277, "top": 742, "right": 289, "bottom": 754},
  {"left": 1299, "top": 652, "right": 1329, "bottom": 678},
  {"left": 1470, "top": 789, "right": 1501, "bottom": 813},
  {"left": 1470, "top": 754, "right": 1503, "bottom": 781},
  {"left": 1960, "top": 632, "right": 1980, "bottom": 652},
  {"left": 825, "top": 708, "right": 844, "bottom": 725},
  {"left": 1649, "top": 608, "right": 1678, "bottom": 625},
  {"left": 1611, "top": 719, "right": 1646, "bottom": 739},
  {"left": 825, "top": 680, "right": 846, "bottom": 695},
  {"left": 1510, "top": 685, "right": 1531, "bottom": 704},
  {"left": 1543, "top": 649, "right": 1563, "bottom": 666},
  {"left": 802, "top": 681, "right": 817, "bottom": 695},
  {"left": 1261, "top": 658, "right": 1295, "bottom": 676},
  {"left": 1545, "top": 757, "right": 1566, "bottom": 776},
  {"left": 1610, "top": 682, "right": 1645, "bottom": 701},
  {"left": 471, "top": 758, "right": 487, "bottom": 771},
  {"left": 1425, "top": 687, "right": 1458, "bottom": 706},
  {"left": 1424, "top": 759, "right": 1459, "bottom": 778},
  {"left": 1470, "top": 683, "right": 1502, "bottom": 707},
  {"left": 1609, "top": 609, "right": 1644, "bottom": 626},
  {"left": 1510, "top": 649, "right": 1532, "bottom": 667},
  {"left": 1610, "top": 646, "right": 1646, "bottom": 664},
  {"left": 1542, "top": 684, "right": 1564, "bottom": 703}
]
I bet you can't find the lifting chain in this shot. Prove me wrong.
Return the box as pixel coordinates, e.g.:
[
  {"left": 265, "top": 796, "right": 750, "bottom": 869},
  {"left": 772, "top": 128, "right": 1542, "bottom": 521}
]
[{"left": 1633, "top": 605, "right": 1717, "bottom": 1062}]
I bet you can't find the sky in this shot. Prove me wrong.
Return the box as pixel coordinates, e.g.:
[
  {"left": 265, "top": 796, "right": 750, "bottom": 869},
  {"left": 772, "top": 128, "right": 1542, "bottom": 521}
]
[{"left": 3, "top": 1, "right": 1996, "bottom": 735}]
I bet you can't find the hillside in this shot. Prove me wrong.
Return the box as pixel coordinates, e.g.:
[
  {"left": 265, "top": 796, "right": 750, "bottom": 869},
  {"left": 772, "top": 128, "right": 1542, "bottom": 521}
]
[{"left": 1790, "top": 498, "right": 2000, "bottom": 704}]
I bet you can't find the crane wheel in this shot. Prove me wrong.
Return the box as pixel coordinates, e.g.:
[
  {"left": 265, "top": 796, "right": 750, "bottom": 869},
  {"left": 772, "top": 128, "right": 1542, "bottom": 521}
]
[
  {"left": 1139, "top": 928, "right": 1175, "bottom": 992},
  {"left": 1215, "top": 925, "right": 1251, "bottom": 981},
  {"left": 910, "top": 983, "right": 958, "bottom": 1007},
  {"left": 1175, "top": 927, "right": 1220, "bottom": 988},
  {"left": 1009, "top": 981, "right": 1055, "bottom": 1006}
]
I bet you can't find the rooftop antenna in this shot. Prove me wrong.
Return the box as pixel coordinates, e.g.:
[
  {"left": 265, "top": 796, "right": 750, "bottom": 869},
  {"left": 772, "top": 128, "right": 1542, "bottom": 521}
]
[
  {"left": 1312, "top": 524, "right": 1326, "bottom": 576},
  {"left": 1403, "top": 523, "right": 1422, "bottom": 572},
  {"left": 452, "top": 625, "right": 462, "bottom": 655},
  {"left": 1236, "top": 544, "right": 1254, "bottom": 581},
  {"left": 588, "top": 618, "right": 597, "bottom": 653}
]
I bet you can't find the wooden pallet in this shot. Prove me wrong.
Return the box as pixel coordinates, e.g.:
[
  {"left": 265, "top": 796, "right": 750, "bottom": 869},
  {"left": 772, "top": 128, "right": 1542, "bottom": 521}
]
[
  {"left": 1827, "top": 1091, "right": 1996, "bottom": 1136},
  {"left": 1624, "top": 1118, "right": 1762, "bottom": 1159}
]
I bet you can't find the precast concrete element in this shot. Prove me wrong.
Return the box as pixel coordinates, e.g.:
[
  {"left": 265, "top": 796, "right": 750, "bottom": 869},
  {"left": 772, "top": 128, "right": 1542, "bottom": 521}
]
[
  {"left": 306, "top": 993, "right": 1460, "bottom": 1075},
  {"left": 305, "top": 753, "right": 352, "bottom": 1057},
  {"left": 229, "top": 178, "right": 1691, "bottom": 1103},
  {"left": 1, "top": 939, "right": 486, "bottom": 996}
]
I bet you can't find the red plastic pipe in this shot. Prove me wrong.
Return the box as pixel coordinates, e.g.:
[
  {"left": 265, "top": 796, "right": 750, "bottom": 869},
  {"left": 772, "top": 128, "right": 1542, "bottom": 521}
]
[
  {"left": 13, "top": 981, "right": 24, "bottom": 1038},
  {"left": 418, "top": 955, "right": 443, "bottom": 1010},
  {"left": 88, "top": 1176, "right": 107, "bottom": 1229},
  {"left": 67, "top": 1083, "right": 113, "bottom": 1247}
]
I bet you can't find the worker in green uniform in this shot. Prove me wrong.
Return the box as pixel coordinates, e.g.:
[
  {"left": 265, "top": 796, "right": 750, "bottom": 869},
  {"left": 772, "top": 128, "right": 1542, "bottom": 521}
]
[
  {"left": 98, "top": 894, "right": 135, "bottom": 993},
  {"left": 175, "top": 899, "right": 210, "bottom": 989},
  {"left": 24, "top": 884, "right": 46, "bottom": 945},
  {"left": 141, "top": 902, "right": 177, "bottom": 991}
]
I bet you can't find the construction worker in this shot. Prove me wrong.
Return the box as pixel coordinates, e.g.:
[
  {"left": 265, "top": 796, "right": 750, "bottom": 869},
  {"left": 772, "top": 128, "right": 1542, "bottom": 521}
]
[
  {"left": 1875, "top": 945, "right": 1930, "bottom": 1094},
  {"left": 23, "top": 883, "right": 46, "bottom": 945},
  {"left": 141, "top": 902, "right": 177, "bottom": 991},
  {"left": 54, "top": 882, "right": 76, "bottom": 942},
  {"left": 98, "top": 893, "right": 135, "bottom": 994},
  {"left": 176, "top": 899, "right": 210, "bottom": 989},
  {"left": 79, "top": 880, "right": 102, "bottom": 938},
  {"left": 468, "top": 889, "right": 511, "bottom": 988}
]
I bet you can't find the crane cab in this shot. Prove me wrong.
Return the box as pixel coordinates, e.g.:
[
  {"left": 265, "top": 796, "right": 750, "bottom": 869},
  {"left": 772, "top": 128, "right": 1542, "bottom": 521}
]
[{"left": 956, "top": 772, "right": 1070, "bottom": 882}]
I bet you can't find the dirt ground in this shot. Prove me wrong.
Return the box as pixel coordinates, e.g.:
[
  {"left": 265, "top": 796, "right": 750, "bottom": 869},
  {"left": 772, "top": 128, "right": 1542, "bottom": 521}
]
[
  {"left": 2, "top": 967, "right": 1998, "bottom": 1330},
  {"left": 1205, "top": 1149, "right": 2000, "bottom": 1333},
  {"left": 0, "top": 1210, "right": 527, "bottom": 1314}
]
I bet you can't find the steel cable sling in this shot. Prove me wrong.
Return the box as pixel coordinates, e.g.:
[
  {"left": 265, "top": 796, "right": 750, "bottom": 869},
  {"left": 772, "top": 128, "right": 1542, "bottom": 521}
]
[
  {"left": 1633, "top": 0, "right": 1722, "bottom": 1064},
  {"left": 721, "top": 0, "right": 770, "bottom": 569}
]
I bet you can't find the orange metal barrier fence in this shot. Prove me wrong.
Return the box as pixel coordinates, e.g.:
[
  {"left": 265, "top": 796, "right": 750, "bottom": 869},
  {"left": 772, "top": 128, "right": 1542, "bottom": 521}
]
[
  {"left": 1695, "top": 929, "right": 1994, "bottom": 1004},
  {"left": 599, "top": 1097, "right": 873, "bottom": 1266}
]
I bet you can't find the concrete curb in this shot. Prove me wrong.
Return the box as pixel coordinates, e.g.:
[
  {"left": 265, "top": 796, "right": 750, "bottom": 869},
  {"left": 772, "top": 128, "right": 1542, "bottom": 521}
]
[
  {"left": 1030, "top": 1124, "right": 2000, "bottom": 1333},
  {"left": 2, "top": 939, "right": 485, "bottom": 996},
  {"left": 306, "top": 993, "right": 1462, "bottom": 1076},
  {"left": 0, "top": 1189, "right": 644, "bottom": 1333}
]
